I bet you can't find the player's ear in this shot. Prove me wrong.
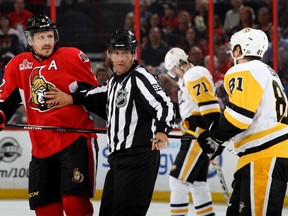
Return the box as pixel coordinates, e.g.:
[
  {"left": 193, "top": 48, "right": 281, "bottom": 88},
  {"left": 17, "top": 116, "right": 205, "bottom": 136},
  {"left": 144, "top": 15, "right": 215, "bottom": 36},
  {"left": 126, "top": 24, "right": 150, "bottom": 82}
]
[{"left": 132, "top": 50, "right": 137, "bottom": 61}]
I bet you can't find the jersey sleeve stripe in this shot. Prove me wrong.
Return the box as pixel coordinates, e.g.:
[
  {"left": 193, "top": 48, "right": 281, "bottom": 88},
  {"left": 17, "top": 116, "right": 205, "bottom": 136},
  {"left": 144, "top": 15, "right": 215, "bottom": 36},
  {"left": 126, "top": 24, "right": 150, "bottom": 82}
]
[
  {"left": 224, "top": 107, "right": 252, "bottom": 129},
  {"left": 238, "top": 133, "right": 288, "bottom": 157},
  {"left": 234, "top": 123, "right": 288, "bottom": 149},
  {"left": 226, "top": 101, "right": 255, "bottom": 118},
  {"left": 136, "top": 72, "right": 174, "bottom": 127},
  {"left": 198, "top": 100, "right": 219, "bottom": 106},
  {"left": 200, "top": 107, "right": 221, "bottom": 116}
]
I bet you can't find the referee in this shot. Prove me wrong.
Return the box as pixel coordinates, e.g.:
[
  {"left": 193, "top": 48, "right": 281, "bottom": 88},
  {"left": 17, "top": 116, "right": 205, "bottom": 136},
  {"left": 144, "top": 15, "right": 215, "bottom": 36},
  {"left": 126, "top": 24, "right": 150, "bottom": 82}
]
[{"left": 45, "top": 30, "right": 175, "bottom": 216}]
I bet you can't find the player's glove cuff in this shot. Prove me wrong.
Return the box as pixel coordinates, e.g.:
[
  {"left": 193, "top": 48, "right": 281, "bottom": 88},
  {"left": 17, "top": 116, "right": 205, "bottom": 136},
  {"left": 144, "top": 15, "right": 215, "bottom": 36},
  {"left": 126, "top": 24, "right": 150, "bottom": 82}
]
[{"left": 0, "top": 110, "right": 6, "bottom": 130}]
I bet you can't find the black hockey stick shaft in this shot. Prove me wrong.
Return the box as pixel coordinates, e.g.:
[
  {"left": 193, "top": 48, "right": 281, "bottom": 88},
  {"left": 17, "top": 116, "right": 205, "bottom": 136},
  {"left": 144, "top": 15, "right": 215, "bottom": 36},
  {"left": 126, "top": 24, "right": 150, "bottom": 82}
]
[
  {"left": 6, "top": 123, "right": 107, "bottom": 134},
  {"left": 5, "top": 124, "right": 195, "bottom": 140}
]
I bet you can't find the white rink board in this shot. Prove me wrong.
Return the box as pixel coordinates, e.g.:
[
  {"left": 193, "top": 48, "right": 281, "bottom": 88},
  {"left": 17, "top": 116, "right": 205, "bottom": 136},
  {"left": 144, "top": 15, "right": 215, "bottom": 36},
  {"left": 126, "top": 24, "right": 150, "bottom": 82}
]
[{"left": 0, "top": 130, "right": 286, "bottom": 197}]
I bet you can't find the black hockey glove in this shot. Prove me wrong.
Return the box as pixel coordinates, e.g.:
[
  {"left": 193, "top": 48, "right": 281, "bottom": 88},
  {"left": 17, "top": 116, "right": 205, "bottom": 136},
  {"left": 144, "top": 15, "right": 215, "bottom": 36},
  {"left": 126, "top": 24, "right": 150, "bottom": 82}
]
[{"left": 198, "top": 130, "right": 225, "bottom": 160}]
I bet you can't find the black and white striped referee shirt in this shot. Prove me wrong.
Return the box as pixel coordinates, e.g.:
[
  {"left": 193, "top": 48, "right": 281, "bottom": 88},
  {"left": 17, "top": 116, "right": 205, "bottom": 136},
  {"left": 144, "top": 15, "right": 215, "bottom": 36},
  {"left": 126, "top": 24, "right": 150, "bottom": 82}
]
[{"left": 73, "top": 62, "right": 175, "bottom": 153}]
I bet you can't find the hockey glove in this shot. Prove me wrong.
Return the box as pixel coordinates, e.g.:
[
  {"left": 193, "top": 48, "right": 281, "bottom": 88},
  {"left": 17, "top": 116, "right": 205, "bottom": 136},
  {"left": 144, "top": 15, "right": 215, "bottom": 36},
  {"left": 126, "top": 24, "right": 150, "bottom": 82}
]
[
  {"left": 198, "top": 130, "right": 225, "bottom": 160},
  {"left": 0, "top": 110, "right": 6, "bottom": 130}
]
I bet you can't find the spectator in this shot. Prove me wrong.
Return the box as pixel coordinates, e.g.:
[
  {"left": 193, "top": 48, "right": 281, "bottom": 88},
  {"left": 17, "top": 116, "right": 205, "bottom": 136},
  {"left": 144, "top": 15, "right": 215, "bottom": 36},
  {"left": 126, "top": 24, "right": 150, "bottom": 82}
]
[
  {"left": 214, "top": 14, "right": 223, "bottom": 29},
  {"left": 101, "top": 49, "right": 112, "bottom": 73},
  {"left": 255, "top": 6, "right": 272, "bottom": 39},
  {"left": 0, "top": 14, "right": 23, "bottom": 57},
  {"left": 158, "top": 72, "right": 178, "bottom": 103},
  {"left": 262, "top": 27, "right": 288, "bottom": 66},
  {"left": 166, "top": 9, "right": 192, "bottom": 47},
  {"left": 215, "top": 45, "right": 230, "bottom": 77},
  {"left": 91, "top": 65, "right": 110, "bottom": 128},
  {"left": 177, "top": 27, "right": 206, "bottom": 54},
  {"left": 158, "top": 73, "right": 179, "bottom": 121},
  {"left": 139, "top": 0, "right": 152, "bottom": 34},
  {"left": 123, "top": 12, "right": 134, "bottom": 32},
  {"left": 141, "top": 12, "right": 162, "bottom": 47},
  {"left": 93, "top": 65, "right": 110, "bottom": 85},
  {"left": 264, "top": 0, "right": 287, "bottom": 28},
  {"left": 277, "top": 46, "right": 288, "bottom": 91},
  {"left": 161, "top": 2, "right": 178, "bottom": 34},
  {"left": 192, "top": 0, "right": 208, "bottom": 38},
  {"left": 204, "top": 55, "right": 221, "bottom": 81},
  {"left": 223, "top": 0, "right": 243, "bottom": 38},
  {"left": 8, "top": 0, "right": 33, "bottom": 49},
  {"left": 188, "top": 45, "right": 204, "bottom": 66},
  {"left": 213, "top": 28, "right": 227, "bottom": 51},
  {"left": 231, "top": 6, "right": 256, "bottom": 36},
  {"left": 140, "top": 26, "right": 170, "bottom": 68},
  {"left": 203, "top": 54, "right": 228, "bottom": 107}
]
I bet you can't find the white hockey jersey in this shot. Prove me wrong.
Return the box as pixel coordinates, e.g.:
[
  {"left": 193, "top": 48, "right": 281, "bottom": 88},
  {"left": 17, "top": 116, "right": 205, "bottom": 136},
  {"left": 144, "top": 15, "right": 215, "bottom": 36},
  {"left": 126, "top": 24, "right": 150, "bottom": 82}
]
[
  {"left": 178, "top": 65, "right": 221, "bottom": 129},
  {"left": 221, "top": 60, "right": 288, "bottom": 170}
]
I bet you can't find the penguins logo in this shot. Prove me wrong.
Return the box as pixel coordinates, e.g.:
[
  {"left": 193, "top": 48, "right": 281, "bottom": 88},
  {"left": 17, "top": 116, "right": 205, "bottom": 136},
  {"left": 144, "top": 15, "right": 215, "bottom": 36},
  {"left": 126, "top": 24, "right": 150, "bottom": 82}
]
[
  {"left": 72, "top": 168, "right": 84, "bottom": 183},
  {"left": 28, "top": 66, "right": 56, "bottom": 111},
  {"left": 116, "top": 89, "right": 128, "bottom": 108},
  {"left": 239, "top": 201, "right": 245, "bottom": 213}
]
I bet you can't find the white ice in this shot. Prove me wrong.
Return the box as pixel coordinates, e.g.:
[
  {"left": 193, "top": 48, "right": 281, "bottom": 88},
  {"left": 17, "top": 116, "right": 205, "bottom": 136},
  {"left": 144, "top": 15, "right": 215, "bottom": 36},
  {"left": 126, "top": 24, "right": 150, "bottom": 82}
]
[{"left": 0, "top": 200, "right": 288, "bottom": 215}]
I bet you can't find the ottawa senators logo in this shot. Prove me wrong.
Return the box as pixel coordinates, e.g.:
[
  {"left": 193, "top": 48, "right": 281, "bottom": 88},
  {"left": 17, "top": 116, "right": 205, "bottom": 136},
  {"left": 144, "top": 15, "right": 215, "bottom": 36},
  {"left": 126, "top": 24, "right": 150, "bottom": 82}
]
[
  {"left": 72, "top": 168, "right": 84, "bottom": 183},
  {"left": 28, "top": 66, "right": 56, "bottom": 111}
]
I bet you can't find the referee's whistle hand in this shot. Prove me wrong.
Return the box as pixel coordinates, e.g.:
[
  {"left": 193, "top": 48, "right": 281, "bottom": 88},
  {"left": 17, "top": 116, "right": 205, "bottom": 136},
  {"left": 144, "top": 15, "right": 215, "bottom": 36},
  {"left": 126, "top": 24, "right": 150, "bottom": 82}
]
[{"left": 151, "top": 132, "right": 169, "bottom": 151}]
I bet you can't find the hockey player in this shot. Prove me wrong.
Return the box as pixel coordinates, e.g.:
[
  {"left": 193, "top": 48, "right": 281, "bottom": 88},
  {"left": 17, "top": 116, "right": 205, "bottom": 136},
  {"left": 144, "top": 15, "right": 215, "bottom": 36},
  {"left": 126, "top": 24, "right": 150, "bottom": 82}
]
[
  {"left": 198, "top": 27, "right": 288, "bottom": 216},
  {"left": 44, "top": 30, "right": 175, "bottom": 216},
  {"left": 0, "top": 15, "right": 100, "bottom": 215},
  {"left": 164, "top": 47, "right": 221, "bottom": 216}
]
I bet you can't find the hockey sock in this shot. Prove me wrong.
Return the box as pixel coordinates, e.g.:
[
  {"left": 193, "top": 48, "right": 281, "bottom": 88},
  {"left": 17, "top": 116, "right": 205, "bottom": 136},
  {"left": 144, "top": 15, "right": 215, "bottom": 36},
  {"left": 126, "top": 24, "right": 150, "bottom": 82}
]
[
  {"left": 62, "top": 194, "right": 93, "bottom": 216},
  {"left": 190, "top": 181, "right": 215, "bottom": 216},
  {"left": 35, "top": 202, "right": 64, "bottom": 216},
  {"left": 169, "top": 176, "right": 189, "bottom": 216}
]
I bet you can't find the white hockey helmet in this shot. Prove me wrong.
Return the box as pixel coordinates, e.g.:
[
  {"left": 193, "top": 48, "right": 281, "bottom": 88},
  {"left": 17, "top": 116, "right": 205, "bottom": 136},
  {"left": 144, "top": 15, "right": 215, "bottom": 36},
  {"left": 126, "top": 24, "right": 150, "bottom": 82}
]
[
  {"left": 164, "top": 48, "right": 189, "bottom": 78},
  {"left": 228, "top": 27, "right": 268, "bottom": 60}
]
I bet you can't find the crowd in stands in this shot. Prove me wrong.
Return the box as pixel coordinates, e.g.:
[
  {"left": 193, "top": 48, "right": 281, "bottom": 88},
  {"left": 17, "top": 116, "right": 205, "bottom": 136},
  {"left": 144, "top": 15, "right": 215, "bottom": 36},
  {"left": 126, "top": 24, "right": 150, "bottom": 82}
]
[{"left": 0, "top": 0, "right": 288, "bottom": 126}]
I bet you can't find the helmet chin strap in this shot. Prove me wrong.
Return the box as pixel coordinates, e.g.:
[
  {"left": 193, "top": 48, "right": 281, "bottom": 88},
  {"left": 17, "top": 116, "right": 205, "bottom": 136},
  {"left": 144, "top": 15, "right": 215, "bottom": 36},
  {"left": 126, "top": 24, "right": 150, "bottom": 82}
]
[{"left": 231, "top": 51, "right": 244, "bottom": 66}]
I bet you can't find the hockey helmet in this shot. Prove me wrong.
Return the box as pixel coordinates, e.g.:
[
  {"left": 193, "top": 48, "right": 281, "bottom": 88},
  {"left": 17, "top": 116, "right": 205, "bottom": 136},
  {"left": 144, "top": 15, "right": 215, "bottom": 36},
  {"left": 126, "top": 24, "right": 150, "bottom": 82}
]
[
  {"left": 24, "top": 15, "right": 59, "bottom": 45},
  {"left": 164, "top": 47, "right": 189, "bottom": 71},
  {"left": 107, "top": 30, "right": 138, "bottom": 51},
  {"left": 228, "top": 27, "right": 268, "bottom": 59}
]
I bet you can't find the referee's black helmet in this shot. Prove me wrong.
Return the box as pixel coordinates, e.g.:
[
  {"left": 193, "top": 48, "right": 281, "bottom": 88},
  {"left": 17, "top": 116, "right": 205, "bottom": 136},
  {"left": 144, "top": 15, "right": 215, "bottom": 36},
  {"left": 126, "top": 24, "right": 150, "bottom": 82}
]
[{"left": 107, "top": 30, "right": 138, "bottom": 51}]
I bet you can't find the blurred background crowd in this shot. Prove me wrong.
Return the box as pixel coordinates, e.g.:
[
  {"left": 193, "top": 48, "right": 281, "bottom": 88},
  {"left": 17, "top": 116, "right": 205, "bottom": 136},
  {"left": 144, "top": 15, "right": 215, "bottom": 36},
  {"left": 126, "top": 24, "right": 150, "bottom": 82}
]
[{"left": 0, "top": 0, "right": 288, "bottom": 127}]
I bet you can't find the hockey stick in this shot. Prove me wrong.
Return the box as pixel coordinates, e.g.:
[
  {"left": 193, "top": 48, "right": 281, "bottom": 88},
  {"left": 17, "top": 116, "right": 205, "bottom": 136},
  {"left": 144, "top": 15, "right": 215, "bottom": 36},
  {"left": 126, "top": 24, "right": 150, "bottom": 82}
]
[
  {"left": 6, "top": 123, "right": 107, "bottom": 134},
  {"left": 177, "top": 125, "right": 237, "bottom": 155},
  {"left": 176, "top": 124, "right": 230, "bottom": 205},
  {"left": 5, "top": 123, "right": 195, "bottom": 140}
]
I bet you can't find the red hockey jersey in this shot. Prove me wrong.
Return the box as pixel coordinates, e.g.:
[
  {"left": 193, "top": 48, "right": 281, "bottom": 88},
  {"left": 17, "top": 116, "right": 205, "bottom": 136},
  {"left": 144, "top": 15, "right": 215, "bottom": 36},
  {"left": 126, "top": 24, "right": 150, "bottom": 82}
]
[{"left": 0, "top": 47, "right": 99, "bottom": 158}]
